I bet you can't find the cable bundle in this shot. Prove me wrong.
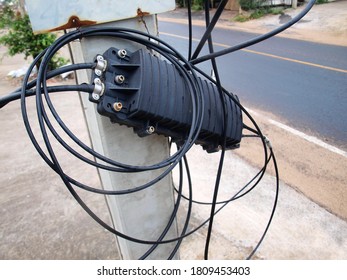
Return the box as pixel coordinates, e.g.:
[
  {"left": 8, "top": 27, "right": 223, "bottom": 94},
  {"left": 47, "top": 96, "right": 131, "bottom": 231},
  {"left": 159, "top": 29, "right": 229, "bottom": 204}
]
[{"left": 0, "top": 0, "right": 316, "bottom": 259}]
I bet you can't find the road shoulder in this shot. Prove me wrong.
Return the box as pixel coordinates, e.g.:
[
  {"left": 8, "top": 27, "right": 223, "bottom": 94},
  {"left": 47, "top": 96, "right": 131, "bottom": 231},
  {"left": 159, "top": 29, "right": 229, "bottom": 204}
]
[{"left": 236, "top": 106, "right": 347, "bottom": 221}]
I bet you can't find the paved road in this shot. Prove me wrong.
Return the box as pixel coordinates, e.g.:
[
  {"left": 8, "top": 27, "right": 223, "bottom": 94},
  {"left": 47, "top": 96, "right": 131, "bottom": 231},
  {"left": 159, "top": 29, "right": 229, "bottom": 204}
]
[{"left": 158, "top": 21, "right": 347, "bottom": 149}]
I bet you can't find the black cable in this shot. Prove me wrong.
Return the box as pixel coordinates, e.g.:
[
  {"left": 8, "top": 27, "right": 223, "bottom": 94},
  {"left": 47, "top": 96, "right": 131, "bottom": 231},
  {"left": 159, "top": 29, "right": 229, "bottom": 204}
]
[
  {"left": 0, "top": 63, "right": 94, "bottom": 108},
  {"left": 168, "top": 147, "right": 277, "bottom": 253},
  {"left": 243, "top": 123, "right": 259, "bottom": 135},
  {"left": 141, "top": 152, "right": 194, "bottom": 260},
  {"left": 175, "top": 145, "right": 278, "bottom": 260},
  {"left": 1, "top": 84, "right": 93, "bottom": 108},
  {"left": 167, "top": 154, "right": 194, "bottom": 260},
  {"left": 174, "top": 144, "right": 272, "bottom": 206},
  {"left": 139, "top": 150, "right": 186, "bottom": 260},
  {"left": 187, "top": 0, "right": 193, "bottom": 61},
  {"left": 247, "top": 147, "right": 279, "bottom": 260},
  {"left": 202, "top": 0, "right": 229, "bottom": 260},
  {"left": 41, "top": 28, "right": 203, "bottom": 172},
  {"left": 191, "top": 0, "right": 229, "bottom": 61},
  {"left": 15, "top": 45, "right": 202, "bottom": 201},
  {"left": 17, "top": 27, "right": 207, "bottom": 248},
  {"left": 173, "top": 50, "right": 277, "bottom": 259},
  {"left": 23, "top": 29, "right": 204, "bottom": 169},
  {"left": 24, "top": 57, "right": 189, "bottom": 248}
]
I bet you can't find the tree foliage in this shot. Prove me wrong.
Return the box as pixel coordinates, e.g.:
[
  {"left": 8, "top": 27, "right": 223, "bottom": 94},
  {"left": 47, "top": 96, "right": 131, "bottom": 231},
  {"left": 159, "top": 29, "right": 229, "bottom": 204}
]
[
  {"left": 0, "top": 3, "right": 68, "bottom": 70},
  {"left": 238, "top": 0, "right": 267, "bottom": 11}
]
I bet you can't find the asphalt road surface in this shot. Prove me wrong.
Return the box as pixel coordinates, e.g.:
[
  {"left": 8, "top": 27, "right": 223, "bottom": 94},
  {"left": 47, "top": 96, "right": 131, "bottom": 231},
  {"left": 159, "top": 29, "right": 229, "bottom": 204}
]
[{"left": 158, "top": 21, "right": 347, "bottom": 150}]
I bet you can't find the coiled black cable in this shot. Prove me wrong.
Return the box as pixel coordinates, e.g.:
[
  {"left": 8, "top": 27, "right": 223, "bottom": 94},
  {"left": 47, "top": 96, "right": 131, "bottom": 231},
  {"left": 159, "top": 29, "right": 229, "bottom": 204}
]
[
  {"left": 0, "top": 0, "right": 316, "bottom": 259},
  {"left": 18, "top": 27, "right": 206, "bottom": 255}
]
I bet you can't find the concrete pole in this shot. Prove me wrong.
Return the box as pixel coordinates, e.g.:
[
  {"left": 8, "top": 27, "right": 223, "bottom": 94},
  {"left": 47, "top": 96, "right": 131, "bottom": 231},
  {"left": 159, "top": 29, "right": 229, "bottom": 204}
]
[
  {"left": 70, "top": 16, "right": 179, "bottom": 260},
  {"left": 292, "top": 0, "right": 298, "bottom": 9}
]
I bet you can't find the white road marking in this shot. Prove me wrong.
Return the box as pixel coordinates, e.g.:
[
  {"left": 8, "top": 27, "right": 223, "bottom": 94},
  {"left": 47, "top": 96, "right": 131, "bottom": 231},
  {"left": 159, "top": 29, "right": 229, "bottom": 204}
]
[
  {"left": 269, "top": 119, "right": 347, "bottom": 158},
  {"left": 248, "top": 109, "right": 347, "bottom": 158},
  {"left": 160, "top": 32, "right": 347, "bottom": 74}
]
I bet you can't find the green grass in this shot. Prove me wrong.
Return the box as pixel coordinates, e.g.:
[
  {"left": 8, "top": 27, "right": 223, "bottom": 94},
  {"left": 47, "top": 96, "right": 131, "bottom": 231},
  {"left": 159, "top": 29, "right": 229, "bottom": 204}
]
[
  {"left": 233, "top": 14, "right": 250, "bottom": 22},
  {"left": 233, "top": 7, "right": 286, "bottom": 22}
]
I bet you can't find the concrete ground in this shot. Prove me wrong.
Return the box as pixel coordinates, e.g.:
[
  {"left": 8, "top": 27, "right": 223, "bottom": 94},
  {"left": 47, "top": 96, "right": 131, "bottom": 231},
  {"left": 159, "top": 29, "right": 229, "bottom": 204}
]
[{"left": 0, "top": 1, "right": 347, "bottom": 259}]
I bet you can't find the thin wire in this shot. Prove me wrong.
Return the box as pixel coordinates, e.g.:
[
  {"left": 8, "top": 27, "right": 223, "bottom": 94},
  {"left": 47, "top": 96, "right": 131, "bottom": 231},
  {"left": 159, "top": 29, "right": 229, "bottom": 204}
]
[
  {"left": 247, "top": 147, "right": 279, "bottom": 260},
  {"left": 174, "top": 143, "right": 272, "bottom": 206},
  {"left": 168, "top": 154, "right": 193, "bottom": 259},
  {"left": 203, "top": 0, "right": 229, "bottom": 260},
  {"left": 139, "top": 150, "right": 186, "bottom": 259},
  {"left": 171, "top": 145, "right": 277, "bottom": 256},
  {"left": 187, "top": 0, "right": 193, "bottom": 61},
  {"left": 190, "top": 0, "right": 229, "bottom": 61}
]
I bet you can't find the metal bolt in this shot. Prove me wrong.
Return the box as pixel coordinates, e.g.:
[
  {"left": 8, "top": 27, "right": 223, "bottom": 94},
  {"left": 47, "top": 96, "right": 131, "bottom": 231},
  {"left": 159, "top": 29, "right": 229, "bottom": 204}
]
[
  {"left": 146, "top": 126, "right": 155, "bottom": 134},
  {"left": 117, "top": 49, "right": 127, "bottom": 58},
  {"left": 97, "top": 55, "right": 104, "bottom": 61},
  {"left": 113, "top": 102, "right": 123, "bottom": 112},
  {"left": 115, "top": 75, "right": 125, "bottom": 85},
  {"left": 94, "top": 78, "right": 102, "bottom": 85},
  {"left": 92, "top": 93, "right": 100, "bottom": 101},
  {"left": 95, "top": 69, "right": 102, "bottom": 76}
]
